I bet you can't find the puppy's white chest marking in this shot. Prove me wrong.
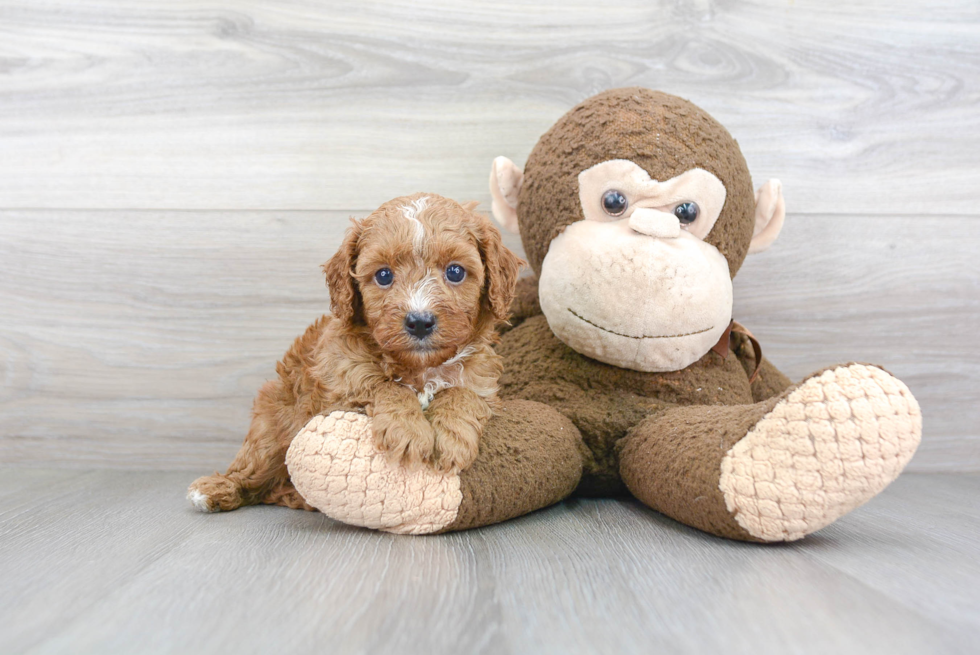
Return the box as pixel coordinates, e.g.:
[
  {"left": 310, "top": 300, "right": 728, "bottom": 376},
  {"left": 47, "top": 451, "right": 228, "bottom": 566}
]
[
  {"left": 416, "top": 381, "right": 448, "bottom": 410},
  {"left": 406, "top": 346, "right": 476, "bottom": 410},
  {"left": 415, "top": 374, "right": 456, "bottom": 410}
]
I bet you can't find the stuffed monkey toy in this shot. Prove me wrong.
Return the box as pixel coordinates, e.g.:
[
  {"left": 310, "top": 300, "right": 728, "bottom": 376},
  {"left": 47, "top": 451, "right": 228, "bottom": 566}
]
[{"left": 286, "top": 88, "right": 921, "bottom": 541}]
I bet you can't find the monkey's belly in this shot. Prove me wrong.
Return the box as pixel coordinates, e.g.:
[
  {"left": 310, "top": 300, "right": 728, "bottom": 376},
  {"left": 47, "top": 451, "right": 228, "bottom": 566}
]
[{"left": 497, "top": 315, "right": 754, "bottom": 493}]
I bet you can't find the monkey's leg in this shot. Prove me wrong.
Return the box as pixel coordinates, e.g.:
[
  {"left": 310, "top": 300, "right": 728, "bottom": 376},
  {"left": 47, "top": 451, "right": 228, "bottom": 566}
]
[
  {"left": 619, "top": 363, "right": 921, "bottom": 542},
  {"left": 285, "top": 400, "right": 584, "bottom": 534}
]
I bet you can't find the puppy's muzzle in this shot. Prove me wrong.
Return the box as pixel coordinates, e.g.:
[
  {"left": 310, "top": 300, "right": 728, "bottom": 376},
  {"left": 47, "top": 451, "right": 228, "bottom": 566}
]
[{"left": 404, "top": 311, "right": 437, "bottom": 340}]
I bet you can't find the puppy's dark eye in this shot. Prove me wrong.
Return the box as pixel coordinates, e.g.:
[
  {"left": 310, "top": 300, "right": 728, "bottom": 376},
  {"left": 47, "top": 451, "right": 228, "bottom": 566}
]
[
  {"left": 445, "top": 263, "right": 466, "bottom": 284},
  {"left": 602, "top": 190, "right": 628, "bottom": 216},
  {"left": 674, "top": 202, "right": 699, "bottom": 224},
  {"left": 374, "top": 267, "right": 394, "bottom": 287}
]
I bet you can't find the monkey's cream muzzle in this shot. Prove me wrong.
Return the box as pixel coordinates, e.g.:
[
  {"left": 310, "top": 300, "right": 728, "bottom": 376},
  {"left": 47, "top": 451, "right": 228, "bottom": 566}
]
[{"left": 538, "top": 218, "right": 733, "bottom": 373}]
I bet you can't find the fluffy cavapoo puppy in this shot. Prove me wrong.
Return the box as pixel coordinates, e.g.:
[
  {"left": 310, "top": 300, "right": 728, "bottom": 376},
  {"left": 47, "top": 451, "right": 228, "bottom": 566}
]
[{"left": 188, "top": 193, "right": 524, "bottom": 512}]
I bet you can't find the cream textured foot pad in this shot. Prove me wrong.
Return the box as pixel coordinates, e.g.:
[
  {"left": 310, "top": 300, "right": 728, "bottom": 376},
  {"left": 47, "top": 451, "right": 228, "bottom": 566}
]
[
  {"left": 286, "top": 411, "right": 462, "bottom": 535},
  {"left": 719, "top": 364, "right": 921, "bottom": 542}
]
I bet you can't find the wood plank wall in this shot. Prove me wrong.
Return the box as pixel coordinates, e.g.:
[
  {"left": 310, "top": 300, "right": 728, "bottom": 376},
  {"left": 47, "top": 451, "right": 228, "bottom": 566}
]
[{"left": 1, "top": 0, "right": 978, "bottom": 471}]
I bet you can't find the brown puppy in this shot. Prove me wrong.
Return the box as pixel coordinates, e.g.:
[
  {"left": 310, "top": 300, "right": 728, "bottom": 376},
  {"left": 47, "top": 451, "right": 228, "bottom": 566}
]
[{"left": 188, "top": 193, "right": 524, "bottom": 512}]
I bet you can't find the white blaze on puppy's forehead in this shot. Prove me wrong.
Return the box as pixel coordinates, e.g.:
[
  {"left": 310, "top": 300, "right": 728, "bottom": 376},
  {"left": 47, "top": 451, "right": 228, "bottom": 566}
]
[
  {"left": 400, "top": 196, "right": 429, "bottom": 253},
  {"left": 408, "top": 273, "right": 438, "bottom": 312}
]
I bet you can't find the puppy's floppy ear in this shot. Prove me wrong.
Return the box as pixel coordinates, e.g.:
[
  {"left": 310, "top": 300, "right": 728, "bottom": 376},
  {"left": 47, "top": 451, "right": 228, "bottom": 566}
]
[
  {"left": 474, "top": 210, "right": 526, "bottom": 322},
  {"left": 322, "top": 218, "right": 364, "bottom": 326}
]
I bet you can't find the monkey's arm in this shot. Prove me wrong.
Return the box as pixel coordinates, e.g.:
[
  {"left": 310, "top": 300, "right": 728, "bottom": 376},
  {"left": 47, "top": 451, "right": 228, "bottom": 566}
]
[
  {"left": 500, "top": 274, "right": 541, "bottom": 334},
  {"left": 732, "top": 331, "right": 792, "bottom": 402}
]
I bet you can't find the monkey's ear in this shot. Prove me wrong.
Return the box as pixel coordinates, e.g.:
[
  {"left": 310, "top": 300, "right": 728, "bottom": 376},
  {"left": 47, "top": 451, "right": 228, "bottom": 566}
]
[
  {"left": 489, "top": 156, "right": 523, "bottom": 234},
  {"left": 321, "top": 220, "right": 364, "bottom": 327},
  {"left": 748, "top": 179, "right": 786, "bottom": 254}
]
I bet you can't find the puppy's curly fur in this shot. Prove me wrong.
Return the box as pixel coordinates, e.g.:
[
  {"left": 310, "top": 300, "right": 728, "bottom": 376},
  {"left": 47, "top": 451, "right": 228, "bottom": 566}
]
[{"left": 188, "top": 194, "right": 524, "bottom": 512}]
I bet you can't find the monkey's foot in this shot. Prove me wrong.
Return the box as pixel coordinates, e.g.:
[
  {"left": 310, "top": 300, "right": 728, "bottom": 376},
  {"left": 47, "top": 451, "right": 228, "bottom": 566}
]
[
  {"left": 286, "top": 401, "right": 584, "bottom": 535},
  {"left": 620, "top": 363, "right": 922, "bottom": 542},
  {"left": 286, "top": 411, "right": 463, "bottom": 535},
  {"left": 719, "top": 363, "right": 921, "bottom": 541}
]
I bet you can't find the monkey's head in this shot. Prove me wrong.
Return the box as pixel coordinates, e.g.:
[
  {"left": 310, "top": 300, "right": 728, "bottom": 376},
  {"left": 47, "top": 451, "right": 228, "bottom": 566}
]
[{"left": 490, "top": 88, "right": 785, "bottom": 372}]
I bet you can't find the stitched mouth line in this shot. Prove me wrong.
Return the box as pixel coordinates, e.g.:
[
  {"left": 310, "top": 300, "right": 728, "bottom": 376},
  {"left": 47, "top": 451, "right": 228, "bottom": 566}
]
[{"left": 567, "top": 308, "right": 713, "bottom": 340}]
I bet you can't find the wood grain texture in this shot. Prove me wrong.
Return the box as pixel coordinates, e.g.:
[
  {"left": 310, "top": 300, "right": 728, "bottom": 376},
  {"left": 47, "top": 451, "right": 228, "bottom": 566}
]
[
  {"left": 1, "top": 0, "right": 979, "bottom": 471},
  {"left": 0, "top": 0, "right": 978, "bottom": 212},
  {"left": 735, "top": 214, "right": 980, "bottom": 471},
  {"left": 0, "top": 210, "right": 976, "bottom": 471},
  {"left": 0, "top": 469, "right": 976, "bottom": 654}
]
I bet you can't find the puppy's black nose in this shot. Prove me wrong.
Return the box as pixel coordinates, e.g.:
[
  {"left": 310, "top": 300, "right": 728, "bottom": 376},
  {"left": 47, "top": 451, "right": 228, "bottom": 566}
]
[{"left": 404, "top": 312, "right": 436, "bottom": 339}]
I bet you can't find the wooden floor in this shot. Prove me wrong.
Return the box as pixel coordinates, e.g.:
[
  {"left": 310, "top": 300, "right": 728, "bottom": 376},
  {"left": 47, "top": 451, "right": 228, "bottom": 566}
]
[{"left": 0, "top": 470, "right": 977, "bottom": 655}]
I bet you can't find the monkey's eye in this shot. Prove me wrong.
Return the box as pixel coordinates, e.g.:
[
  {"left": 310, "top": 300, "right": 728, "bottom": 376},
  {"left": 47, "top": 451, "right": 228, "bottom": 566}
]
[
  {"left": 674, "top": 202, "right": 699, "bottom": 224},
  {"left": 374, "top": 267, "right": 394, "bottom": 287},
  {"left": 601, "top": 190, "right": 628, "bottom": 216},
  {"left": 445, "top": 263, "right": 466, "bottom": 284}
]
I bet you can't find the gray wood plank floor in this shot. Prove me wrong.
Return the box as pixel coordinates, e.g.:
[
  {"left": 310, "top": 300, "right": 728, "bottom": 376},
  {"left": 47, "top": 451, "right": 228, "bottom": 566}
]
[{"left": 0, "top": 470, "right": 976, "bottom": 655}]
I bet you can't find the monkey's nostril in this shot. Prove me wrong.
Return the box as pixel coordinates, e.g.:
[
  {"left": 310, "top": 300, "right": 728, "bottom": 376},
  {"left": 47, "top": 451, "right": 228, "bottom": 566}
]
[{"left": 404, "top": 312, "right": 437, "bottom": 339}]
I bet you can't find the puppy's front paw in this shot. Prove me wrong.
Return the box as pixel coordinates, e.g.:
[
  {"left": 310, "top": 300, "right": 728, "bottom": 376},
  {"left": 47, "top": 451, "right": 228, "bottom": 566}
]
[
  {"left": 430, "top": 417, "right": 481, "bottom": 473},
  {"left": 372, "top": 410, "right": 437, "bottom": 469}
]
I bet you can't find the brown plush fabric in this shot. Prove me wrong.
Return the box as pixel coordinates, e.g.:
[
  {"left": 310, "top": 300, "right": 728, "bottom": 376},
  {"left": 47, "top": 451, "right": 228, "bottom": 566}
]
[
  {"left": 618, "top": 399, "right": 781, "bottom": 542},
  {"left": 496, "top": 315, "right": 756, "bottom": 495},
  {"left": 440, "top": 399, "right": 584, "bottom": 532},
  {"left": 517, "top": 87, "right": 756, "bottom": 277},
  {"left": 732, "top": 331, "right": 793, "bottom": 402}
]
